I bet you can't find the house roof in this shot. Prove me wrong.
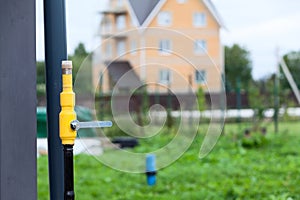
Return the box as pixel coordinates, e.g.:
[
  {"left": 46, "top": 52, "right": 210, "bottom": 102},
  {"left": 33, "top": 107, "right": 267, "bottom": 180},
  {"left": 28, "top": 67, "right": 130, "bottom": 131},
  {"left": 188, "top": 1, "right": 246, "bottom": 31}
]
[
  {"left": 128, "top": 0, "right": 160, "bottom": 26},
  {"left": 127, "top": 0, "right": 224, "bottom": 28},
  {"left": 202, "top": 0, "right": 225, "bottom": 28},
  {"left": 105, "top": 61, "right": 142, "bottom": 91}
]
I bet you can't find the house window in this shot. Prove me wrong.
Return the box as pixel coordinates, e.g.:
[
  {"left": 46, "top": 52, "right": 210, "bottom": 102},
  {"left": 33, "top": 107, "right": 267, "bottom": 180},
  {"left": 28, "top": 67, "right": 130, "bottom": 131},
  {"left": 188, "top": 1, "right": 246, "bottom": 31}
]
[
  {"left": 193, "top": 12, "right": 206, "bottom": 27},
  {"left": 105, "top": 43, "right": 112, "bottom": 58},
  {"left": 117, "top": 40, "right": 126, "bottom": 56},
  {"left": 194, "top": 40, "right": 207, "bottom": 54},
  {"left": 159, "top": 39, "right": 171, "bottom": 54},
  {"left": 102, "top": 18, "right": 112, "bottom": 33},
  {"left": 157, "top": 11, "right": 172, "bottom": 26},
  {"left": 116, "top": 15, "right": 126, "bottom": 30},
  {"left": 130, "top": 40, "right": 137, "bottom": 55},
  {"left": 159, "top": 69, "right": 171, "bottom": 84},
  {"left": 195, "top": 70, "right": 206, "bottom": 84},
  {"left": 177, "top": 0, "right": 187, "bottom": 3}
]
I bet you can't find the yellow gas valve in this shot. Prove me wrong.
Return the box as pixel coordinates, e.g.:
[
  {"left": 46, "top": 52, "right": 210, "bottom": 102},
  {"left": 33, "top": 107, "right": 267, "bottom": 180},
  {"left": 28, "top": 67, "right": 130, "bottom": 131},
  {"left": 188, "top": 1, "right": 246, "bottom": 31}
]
[
  {"left": 59, "top": 60, "right": 77, "bottom": 145},
  {"left": 59, "top": 60, "right": 112, "bottom": 145}
]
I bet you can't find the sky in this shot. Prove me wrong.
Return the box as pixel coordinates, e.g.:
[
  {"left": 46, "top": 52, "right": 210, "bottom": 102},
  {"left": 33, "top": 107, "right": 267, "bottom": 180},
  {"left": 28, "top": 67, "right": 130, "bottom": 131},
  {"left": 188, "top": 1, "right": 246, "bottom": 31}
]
[{"left": 36, "top": 0, "right": 300, "bottom": 80}]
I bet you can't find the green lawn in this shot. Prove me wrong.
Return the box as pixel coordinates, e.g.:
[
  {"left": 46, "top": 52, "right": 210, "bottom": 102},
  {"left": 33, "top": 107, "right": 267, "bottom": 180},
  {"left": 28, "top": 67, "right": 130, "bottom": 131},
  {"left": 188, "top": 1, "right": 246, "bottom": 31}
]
[{"left": 38, "top": 122, "right": 300, "bottom": 199}]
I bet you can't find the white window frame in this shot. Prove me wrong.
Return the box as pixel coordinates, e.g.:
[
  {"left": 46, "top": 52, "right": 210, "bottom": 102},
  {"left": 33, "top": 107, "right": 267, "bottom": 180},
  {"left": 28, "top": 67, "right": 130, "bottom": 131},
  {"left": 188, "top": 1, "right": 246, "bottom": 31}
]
[
  {"left": 194, "top": 40, "right": 207, "bottom": 54},
  {"left": 157, "top": 11, "right": 172, "bottom": 26},
  {"left": 116, "top": 15, "right": 126, "bottom": 30},
  {"left": 159, "top": 69, "right": 171, "bottom": 84},
  {"left": 195, "top": 70, "right": 206, "bottom": 84},
  {"left": 193, "top": 12, "right": 206, "bottom": 27},
  {"left": 117, "top": 40, "right": 126, "bottom": 56},
  {"left": 159, "top": 39, "right": 171, "bottom": 54}
]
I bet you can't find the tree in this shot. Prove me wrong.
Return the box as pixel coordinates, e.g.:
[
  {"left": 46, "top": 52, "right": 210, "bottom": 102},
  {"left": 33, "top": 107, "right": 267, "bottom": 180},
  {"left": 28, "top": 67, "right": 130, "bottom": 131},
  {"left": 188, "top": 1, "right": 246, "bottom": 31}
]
[
  {"left": 36, "top": 61, "right": 46, "bottom": 96},
  {"left": 69, "top": 42, "right": 89, "bottom": 81},
  {"left": 74, "top": 43, "right": 88, "bottom": 57},
  {"left": 69, "top": 43, "right": 93, "bottom": 94},
  {"left": 248, "top": 78, "right": 273, "bottom": 130},
  {"left": 225, "top": 44, "right": 252, "bottom": 92},
  {"left": 36, "top": 42, "right": 92, "bottom": 96},
  {"left": 36, "top": 61, "right": 45, "bottom": 84}
]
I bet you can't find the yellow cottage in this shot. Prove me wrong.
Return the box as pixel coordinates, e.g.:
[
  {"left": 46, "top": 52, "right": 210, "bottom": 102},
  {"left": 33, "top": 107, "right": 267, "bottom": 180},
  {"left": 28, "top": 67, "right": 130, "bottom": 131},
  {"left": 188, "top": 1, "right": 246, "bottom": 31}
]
[{"left": 93, "top": 0, "right": 224, "bottom": 94}]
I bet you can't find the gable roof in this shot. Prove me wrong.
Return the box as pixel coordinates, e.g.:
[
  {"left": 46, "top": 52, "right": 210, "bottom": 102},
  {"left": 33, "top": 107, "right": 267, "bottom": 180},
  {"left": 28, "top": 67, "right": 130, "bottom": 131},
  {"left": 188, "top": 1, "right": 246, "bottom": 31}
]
[
  {"left": 202, "top": 0, "right": 225, "bottom": 28},
  {"left": 127, "top": 0, "right": 224, "bottom": 28},
  {"left": 128, "top": 0, "right": 160, "bottom": 26}
]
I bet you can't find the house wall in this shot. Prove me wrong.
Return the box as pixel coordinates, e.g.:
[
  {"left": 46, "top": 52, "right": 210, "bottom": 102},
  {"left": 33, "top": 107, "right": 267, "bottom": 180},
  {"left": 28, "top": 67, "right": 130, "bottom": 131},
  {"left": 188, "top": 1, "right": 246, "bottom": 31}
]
[
  {"left": 143, "top": 0, "right": 222, "bottom": 93},
  {"left": 95, "top": 0, "right": 223, "bottom": 94}
]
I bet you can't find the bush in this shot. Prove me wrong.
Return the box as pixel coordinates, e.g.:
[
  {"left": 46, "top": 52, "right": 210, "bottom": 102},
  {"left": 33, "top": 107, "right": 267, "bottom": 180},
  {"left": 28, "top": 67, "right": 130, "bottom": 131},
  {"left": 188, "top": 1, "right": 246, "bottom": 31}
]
[
  {"left": 242, "top": 132, "right": 268, "bottom": 148},
  {"left": 37, "top": 84, "right": 46, "bottom": 97}
]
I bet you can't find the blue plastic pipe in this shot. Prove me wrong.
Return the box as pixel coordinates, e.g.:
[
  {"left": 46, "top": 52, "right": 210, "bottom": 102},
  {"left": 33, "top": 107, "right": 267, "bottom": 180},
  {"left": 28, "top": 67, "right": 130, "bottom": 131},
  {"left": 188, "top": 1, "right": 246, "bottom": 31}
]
[{"left": 146, "top": 154, "right": 157, "bottom": 186}]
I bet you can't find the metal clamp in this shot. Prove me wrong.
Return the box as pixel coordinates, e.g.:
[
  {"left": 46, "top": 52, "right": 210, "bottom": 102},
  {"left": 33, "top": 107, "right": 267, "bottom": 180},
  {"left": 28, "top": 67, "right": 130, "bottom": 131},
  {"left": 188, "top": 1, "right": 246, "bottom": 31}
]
[{"left": 70, "top": 120, "right": 112, "bottom": 131}]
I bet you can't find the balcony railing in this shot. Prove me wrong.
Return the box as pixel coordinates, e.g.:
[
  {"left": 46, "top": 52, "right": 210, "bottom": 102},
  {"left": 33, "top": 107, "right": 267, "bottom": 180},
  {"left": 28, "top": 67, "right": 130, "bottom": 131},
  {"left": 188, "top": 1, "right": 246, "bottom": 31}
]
[
  {"left": 100, "top": 6, "right": 127, "bottom": 15},
  {"left": 100, "top": 31, "right": 128, "bottom": 39}
]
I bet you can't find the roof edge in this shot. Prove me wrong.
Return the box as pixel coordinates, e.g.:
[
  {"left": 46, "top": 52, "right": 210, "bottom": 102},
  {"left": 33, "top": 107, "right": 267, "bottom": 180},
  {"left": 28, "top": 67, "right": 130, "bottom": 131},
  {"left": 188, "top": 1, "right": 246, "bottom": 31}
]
[
  {"left": 141, "top": 0, "right": 167, "bottom": 28},
  {"left": 125, "top": 0, "right": 140, "bottom": 27},
  {"left": 202, "top": 0, "right": 226, "bottom": 28},
  {"left": 126, "top": 0, "right": 226, "bottom": 30}
]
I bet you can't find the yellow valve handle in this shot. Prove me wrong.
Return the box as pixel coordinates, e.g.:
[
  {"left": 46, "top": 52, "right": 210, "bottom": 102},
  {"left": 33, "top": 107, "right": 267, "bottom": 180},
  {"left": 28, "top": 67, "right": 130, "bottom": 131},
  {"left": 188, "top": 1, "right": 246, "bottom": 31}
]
[{"left": 70, "top": 120, "right": 112, "bottom": 131}]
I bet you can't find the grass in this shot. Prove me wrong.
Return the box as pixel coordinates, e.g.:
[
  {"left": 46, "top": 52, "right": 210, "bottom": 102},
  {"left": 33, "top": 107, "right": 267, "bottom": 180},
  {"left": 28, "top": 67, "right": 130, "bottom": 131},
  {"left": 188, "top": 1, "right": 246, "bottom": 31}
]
[{"left": 38, "top": 121, "right": 300, "bottom": 199}]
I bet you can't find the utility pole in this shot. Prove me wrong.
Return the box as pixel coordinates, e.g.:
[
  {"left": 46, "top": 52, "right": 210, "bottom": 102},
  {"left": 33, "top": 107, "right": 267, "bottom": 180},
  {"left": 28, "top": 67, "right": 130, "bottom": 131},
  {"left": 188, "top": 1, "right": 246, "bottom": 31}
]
[
  {"left": 236, "top": 76, "right": 241, "bottom": 123},
  {"left": 274, "top": 48, "right": 280, "bottom": 133}
]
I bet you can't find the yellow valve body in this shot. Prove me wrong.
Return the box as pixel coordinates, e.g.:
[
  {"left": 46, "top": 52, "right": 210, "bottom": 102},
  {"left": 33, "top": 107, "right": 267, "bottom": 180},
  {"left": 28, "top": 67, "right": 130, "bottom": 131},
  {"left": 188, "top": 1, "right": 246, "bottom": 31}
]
[{"left": 59, "top": 74, "right": 77, "bottom": 145}]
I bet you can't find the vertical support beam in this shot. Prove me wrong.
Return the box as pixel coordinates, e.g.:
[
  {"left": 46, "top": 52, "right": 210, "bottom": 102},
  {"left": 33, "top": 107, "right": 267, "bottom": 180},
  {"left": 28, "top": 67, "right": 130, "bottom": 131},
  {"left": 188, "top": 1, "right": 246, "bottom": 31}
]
[
  {"left": 220, "top": 73, "right": 226, "bottom": 134},
  {"left": 140, "top": 35, "right": 146, "bottom": 81},
  {"left": 274, "top": 66, "right": 279, "bottom": 134},
  {"left": 273, "top": 48, "right": 280, "bottom": 134},
  {"left": 44, "top": 0, "right": 67, "bottom": 199},
  {"left": 99, "top": 72, "right": 104, "bottom": 120},
  {"left": 0, "top": 0, "right": 36, "bottom": 199},
  {"left": 236, "top": 77, "right": 241, "bottom": 123}
]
